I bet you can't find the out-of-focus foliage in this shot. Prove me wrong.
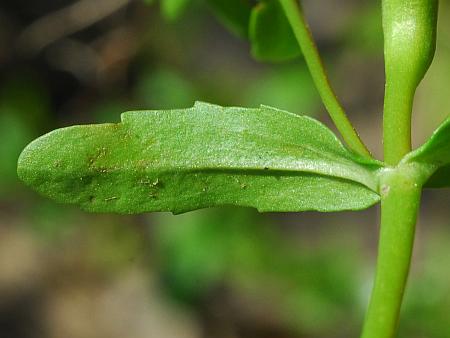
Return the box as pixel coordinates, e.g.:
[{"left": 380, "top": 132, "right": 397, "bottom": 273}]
[
  {"left": 135, "top": 68, "right": 197, "bottom": 109},
  {"left": 245, "top": 64, "right": 318, "bottom": 113},
  {"left": 415, "top": 1, "right": 450, "bottom": 142},
  {"left": 204, "top": 0, "right": 252, "bottom": 38},
  {"left": 160, "top": 0, "right": 192, "bottom": 21},
  {"left": 147, "top": 0, "right": 252, "bottom": 38},
  {"left": 343, "top": 4, "right": 383, "bottom": 55},
  {"left": 0, "top": 75, "right": 50, "bottom": 193},
  {"left": 250, "top": 0, "right": 301, "bottom": 62},
  {"left": 155, "top": 208, "right": 365, "bottom": 337},
  {"left": 399, "top": 228, "right": 450, "bottom": 338}
]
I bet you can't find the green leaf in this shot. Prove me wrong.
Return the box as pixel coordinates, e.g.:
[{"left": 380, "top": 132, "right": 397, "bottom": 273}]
[
  {"left": 249, "top": 0, "right": 301, "bottom": 62},
  {"left": 403, "top": 116, "right": 450, "bottom": 188},
  {"left": 160, "top": 0, "right": 192, "bottom": 21},
  {"left": 204, "top": 0, "right": 252, "bottom": 38},
  {"left": 17, "top": 102, "right": 382, "bottom": 214}
]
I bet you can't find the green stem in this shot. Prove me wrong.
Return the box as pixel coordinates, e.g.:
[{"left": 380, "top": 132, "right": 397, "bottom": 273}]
[
  {"left": 362, "top": 1, "right": 438, "bottom": 336},
  {"left": 381, "top": 0, "right": 438, "bottom": 165},
  {"left": 279, "top": 0, "right": 371, "bottom": 158},
  {"left": 383, "top": 82, "right": 414, "bottom": 165},
  {"left": 361, "top": 166, "right": 423, "bottom": 338}
]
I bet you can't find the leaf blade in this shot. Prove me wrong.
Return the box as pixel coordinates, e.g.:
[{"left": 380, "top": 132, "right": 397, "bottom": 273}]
[{"left": 18, "top": 102, "right": 381, "bottom": 214}]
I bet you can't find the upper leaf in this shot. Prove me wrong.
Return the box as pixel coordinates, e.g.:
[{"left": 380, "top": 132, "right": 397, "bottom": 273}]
[
  {"left": 403, "top": 116, "right": 450, "bottom": 188},
  {"left": 17, "top": 102, "right": 382, "bottom": 214},
  {"left": 249, "top": 0, "right": 301, "bottom": 62},
  {"left": 204, "top": 0, "right": 252, "bottom": 38}
]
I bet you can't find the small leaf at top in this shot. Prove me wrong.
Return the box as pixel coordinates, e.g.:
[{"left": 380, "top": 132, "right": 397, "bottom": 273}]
[
  {"left": 249, "top": 0, "right": 301, "bottom": 62},
  {"left": 17, "top": 102, "right": 382, "bottom": 214},
  {"left": 403, "top": 116, "right": 450, "bottom": 188},
  {"left": 204, "top": 0, "right": 252, "bottom": 38}
]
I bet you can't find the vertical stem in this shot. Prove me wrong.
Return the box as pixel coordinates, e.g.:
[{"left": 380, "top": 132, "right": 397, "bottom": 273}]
[
  {"left": 382, "top": 82, "right": 414, "bottom": 165},
  {"left": 361, "top": 167, "right": 422, "bottom": 338},
  {"left": 361, "top": 2, "right": 438, "bottom": 336},
  {"left": 382, "top": 0, "right": 438, "bottom": 165},
  {"left": 279, "top": 0, "right": 371, "bottom": 158}
]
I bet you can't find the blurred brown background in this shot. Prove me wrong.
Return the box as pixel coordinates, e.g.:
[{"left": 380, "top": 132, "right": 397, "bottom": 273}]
[{"left": 0, "top": 1, "right": 449, "bottom": 337}]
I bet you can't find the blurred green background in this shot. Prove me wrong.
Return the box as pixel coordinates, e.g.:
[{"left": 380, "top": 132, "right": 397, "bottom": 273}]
[{"left": 0, "top": 1, "right": 449, "bottom": 337}]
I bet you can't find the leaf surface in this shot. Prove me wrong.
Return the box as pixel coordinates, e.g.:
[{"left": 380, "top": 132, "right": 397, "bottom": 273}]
[
  {"left": 18, "top": 102, "right": 382, "bottom": 214},
  {"left": 249, "top": 0, "right": 301, "bottom": 62},
  {"left": 403, "top": 116, "right": 450, "bottom": 188}
]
